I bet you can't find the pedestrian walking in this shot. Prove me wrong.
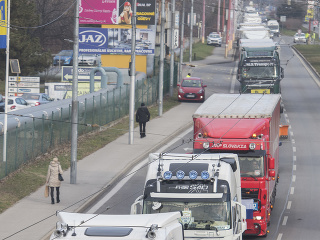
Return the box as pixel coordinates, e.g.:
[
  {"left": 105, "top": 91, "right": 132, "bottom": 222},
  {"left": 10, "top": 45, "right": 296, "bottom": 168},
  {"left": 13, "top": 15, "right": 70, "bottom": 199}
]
[
  {"left": 136, "top": 103, "right": 150, "bottom": 138},
  {"left": 186, "top": 73, "right": 191, "bottom": 77},
  {"left": 46, "top": 157, "right": 63, "bottom": 204}
]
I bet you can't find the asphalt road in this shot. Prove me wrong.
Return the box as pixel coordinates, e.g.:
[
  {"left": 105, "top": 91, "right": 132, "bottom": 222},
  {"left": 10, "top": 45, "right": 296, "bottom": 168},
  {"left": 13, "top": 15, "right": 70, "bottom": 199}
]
[{"left": 82, "top": 36, "right": 320, "bottom": 240}]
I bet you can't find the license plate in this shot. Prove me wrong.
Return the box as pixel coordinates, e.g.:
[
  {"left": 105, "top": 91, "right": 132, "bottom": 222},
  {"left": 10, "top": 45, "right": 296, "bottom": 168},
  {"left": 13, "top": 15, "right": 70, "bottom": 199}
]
[
  {"left": 186, "top": 94, "right": 195, "bottom": 98},
  {"left": 251, "top": 89, "right": 270, "bottom": 94}
]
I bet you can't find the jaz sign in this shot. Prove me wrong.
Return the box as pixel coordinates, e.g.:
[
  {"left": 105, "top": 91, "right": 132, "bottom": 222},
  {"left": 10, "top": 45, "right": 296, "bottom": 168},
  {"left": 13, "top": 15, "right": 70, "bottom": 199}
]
[{"left": 79, "top": 28, "right": 108, "bottom": 54}]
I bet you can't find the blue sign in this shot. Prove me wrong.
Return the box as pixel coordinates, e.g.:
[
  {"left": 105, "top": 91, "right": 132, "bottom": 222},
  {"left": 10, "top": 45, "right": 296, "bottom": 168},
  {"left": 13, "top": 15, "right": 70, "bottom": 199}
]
[
  {"left": 0, "top": 0, "right": 7, "bottom": 49},
  {"left": 79, "top": 27, "right": 155, "bottom": 55},
  {"left": 62, "top": 66, "right": 102, "bottom": 82},
  {"left": 79, "top": 28, "right": 108, "bottom": 54}
]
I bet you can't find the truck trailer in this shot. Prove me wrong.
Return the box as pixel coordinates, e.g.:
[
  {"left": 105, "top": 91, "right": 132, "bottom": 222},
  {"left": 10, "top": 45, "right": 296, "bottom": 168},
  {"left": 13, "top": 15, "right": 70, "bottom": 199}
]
[
  {"left": 237, "top": 39, "right": 284, "bottom": 94},
  {"left": 131, "top": 153, "right": 247, "bottom": 239},
  {"left": 50, "top": 211, "right": 184, "bottom": 239},
  {"left": 193, "top": 94, "right": 281, "bottom": 237}
]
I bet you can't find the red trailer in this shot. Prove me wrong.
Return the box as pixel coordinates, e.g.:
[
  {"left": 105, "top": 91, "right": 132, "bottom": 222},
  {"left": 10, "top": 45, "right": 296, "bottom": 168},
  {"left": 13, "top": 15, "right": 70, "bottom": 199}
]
[{"left": 193, "top": 94, "right": 281, "bottom": 237}]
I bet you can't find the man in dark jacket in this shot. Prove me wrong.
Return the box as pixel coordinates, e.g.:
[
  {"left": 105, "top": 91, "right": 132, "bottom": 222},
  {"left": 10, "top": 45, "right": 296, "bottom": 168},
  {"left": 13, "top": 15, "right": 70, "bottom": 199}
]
[{"left": 136, "top": 103, "right": 150, "bottom": 138}]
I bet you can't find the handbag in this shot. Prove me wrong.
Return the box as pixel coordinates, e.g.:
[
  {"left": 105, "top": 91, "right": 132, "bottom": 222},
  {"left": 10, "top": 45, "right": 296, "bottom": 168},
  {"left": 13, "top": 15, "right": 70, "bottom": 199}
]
[
  {"left": 58, "top": 173, "right": 64, "bottom": 181},
  {"left": 44, "top": 185, "right": 49, "bottom": 198}
]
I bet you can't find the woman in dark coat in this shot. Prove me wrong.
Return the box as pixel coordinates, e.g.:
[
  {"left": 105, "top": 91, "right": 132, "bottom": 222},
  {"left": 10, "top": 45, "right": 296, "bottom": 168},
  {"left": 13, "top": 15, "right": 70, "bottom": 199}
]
[
  {"left": 136, "top": 103, "right": 150, "bottom": 138},
  {"left": 46, "top": 157, "right": 63, "bottom": 204}
]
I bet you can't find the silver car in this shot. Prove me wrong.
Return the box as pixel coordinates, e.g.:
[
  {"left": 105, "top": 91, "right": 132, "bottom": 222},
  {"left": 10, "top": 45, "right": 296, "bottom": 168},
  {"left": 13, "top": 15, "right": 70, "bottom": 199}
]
[
  {"left": 293, "top": 33, "right": 307, "bottom": 43},
  {"left": 207, "top": 33, "right": 222, "bottom": 47},
  {"left": 78, "top": 54, "right": 101, "bottom": 66},
  {"left": 21, "top": 93, "right": 53, "bottom": 106}
]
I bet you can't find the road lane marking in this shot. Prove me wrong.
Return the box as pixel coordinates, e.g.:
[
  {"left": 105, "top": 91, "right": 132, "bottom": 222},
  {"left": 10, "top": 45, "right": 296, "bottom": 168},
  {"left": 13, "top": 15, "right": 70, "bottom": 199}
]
[
  {"left": 277, "top": 233, "right": 283, "bottom": 240},
  {"left": 290, "top": 187, "right": 295, "bottom": 194},
  {"left": 293, "top": 146, "right": 296, "bottom": 152},
  {"left": 293, "top": 165, "right": 296, "bottom": 171},
  {"left": 282, "top": 216, "right": 288, "bottom": 225},
  {"left": 293, "top": 156, "right": 297, "bottom": 161},
  {"left": 287, "top": 201, "right": 292, "bottom": 210}
]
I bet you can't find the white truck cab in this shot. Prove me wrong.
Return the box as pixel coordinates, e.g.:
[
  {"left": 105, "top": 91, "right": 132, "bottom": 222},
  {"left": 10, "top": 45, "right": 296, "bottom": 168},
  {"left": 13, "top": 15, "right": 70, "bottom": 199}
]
[
  {"left": 131, "top": 153, "right": 247, "bottom": 239},
  {"left": 50, "top": 211, "right": 184, "bottom": 239}
]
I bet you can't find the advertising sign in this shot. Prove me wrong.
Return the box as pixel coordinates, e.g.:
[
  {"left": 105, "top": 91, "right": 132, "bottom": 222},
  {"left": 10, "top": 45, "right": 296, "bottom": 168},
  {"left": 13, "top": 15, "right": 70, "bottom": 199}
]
[
  {"left": 79, "top": 0, "right": 155, "bottom": 25},
  {"left": 79, "top": 27, "right": 155, "bottom": 55},
  {"left": 62, "top": 66, "right": 102, "bottom": 82},
  {"left": 8, "top": 76, "right": 40, "bottom": 96},
  {"left": 0, "top": 0, "right": 7, "bottom": 49},
  {"left": 79, "top": 0, "right": 118, "bottom": 25}
]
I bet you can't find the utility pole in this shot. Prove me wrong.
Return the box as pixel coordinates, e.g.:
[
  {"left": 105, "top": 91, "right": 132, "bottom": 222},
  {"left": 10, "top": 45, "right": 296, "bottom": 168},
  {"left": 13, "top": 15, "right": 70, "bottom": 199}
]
[
  {"left": 169, "top": 0, "right": 175, "bottom": 97},
  {"left": 159, "top": 0, "right": 165, "bottom": 116},
  {"left": 179, "top": 0, "right": 185, "bottom": 83},
  {"left": 189, "top": 0, "right": 194, "bottom": 63},
  {"left": 129, "top": 0, "right": 137, "bottom": 144},
  {"left": 3, "top": 0, "right": 11, "bottom": 164},
  {"left": 222, "top": 0, "right": 225, "bottom": 37},
  {"left": 217, "top": 0, "right": 221, "bottom": 33},
  {"left": 70, "top": 0, "right": 79, "bottom": 184},
  {"left": 202, "top": 0, "right": 206, "bottom": 43}
]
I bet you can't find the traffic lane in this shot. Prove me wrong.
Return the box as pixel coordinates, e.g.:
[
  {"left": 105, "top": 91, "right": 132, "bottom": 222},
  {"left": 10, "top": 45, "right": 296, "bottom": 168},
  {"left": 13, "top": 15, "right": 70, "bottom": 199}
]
[{"left": 277, "top": 46, "right": 320, "bottom": 238}]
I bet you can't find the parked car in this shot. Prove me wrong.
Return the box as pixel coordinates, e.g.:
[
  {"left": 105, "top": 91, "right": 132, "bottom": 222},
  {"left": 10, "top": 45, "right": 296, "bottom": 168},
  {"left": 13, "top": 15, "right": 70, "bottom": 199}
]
[
  {"left": 53, "top": 50, "right": 73, "bottom": 66},
  {"left": 177, "top": 77, "right": 207, "bottom": 102},
  {"left": 207, "top": 33, "right": 222, "bottom": 46},
  {"left": 78, "top": 54, "right": 100, "bottom": 66},
  {"left": 21, "top": 93, "right": 53, "bottom": 106},
  {"left": 293, "top": 33, "right": 307, "bottom": 43},
  {"left": 5, "top": 97, "right": 31, "bottom": 112}
]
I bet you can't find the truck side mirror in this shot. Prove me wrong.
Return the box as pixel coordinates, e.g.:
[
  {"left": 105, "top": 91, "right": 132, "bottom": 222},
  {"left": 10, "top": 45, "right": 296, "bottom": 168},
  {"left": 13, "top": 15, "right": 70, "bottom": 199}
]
[
  {"left": 268, "top": 157, "right": 275, "bottom": 169},
  {"left": 130, "top": 195, "right": 143, "bottom": 214}
]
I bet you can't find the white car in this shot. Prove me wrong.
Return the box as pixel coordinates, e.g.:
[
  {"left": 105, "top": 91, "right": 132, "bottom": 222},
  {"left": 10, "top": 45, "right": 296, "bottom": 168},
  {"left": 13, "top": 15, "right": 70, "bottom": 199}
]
[
  {"left": 293, "top": 33, "right": 307, "bottom": 43},
  {"left": 5, "top": 97, "right": 31, "bottom": 112},
  {"left": 21, "top": 93, "right": 53, "bottom": 106},
  {"left": 207, "top": 33, "right": 222, "bottom": 46},
  {"left": 78, "top": 54, "right": 100, "bottom": 66}
]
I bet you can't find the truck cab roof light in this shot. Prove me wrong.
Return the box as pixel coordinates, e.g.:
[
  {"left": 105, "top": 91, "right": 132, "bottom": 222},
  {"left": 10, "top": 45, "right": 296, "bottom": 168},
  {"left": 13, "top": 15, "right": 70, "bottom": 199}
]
[
  {"left": 176, "top": 170, "right": 185, "bottom": 180},
  {"left": 249, "top": 143, "right": 256, "bottom": 150},
  {"left": 163, "top": 171, "right": 172, "bottom": 180},
  {"left": 189, "top": 170, "right": 198, "bottom": 180},
  {"left": 203, "top": 132, "right": 208, "bottom": 137},
  {"left": 252, "top": 133, "right": 257, "bottom": 138},
  {"left": 201, "top": 171, "right": 210, "bottom": 180},
  {"left": 203, "top": 142, "right": 210, "bottom": 149}
]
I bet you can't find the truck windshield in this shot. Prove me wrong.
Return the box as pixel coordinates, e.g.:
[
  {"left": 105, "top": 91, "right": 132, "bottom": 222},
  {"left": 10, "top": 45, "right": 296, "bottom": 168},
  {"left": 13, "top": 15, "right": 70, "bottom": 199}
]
[
  {"left": 144, "top": 201, "right": 231, "bottom": 230},
  {"left": 242, "top": 66, "right": 278, "bottom": 79},
  {"left": 239, "top": 156, "right": 264, "bottom": 177},
  {"left": 268, "top": 25, "right": 279, "bottom": 30}
]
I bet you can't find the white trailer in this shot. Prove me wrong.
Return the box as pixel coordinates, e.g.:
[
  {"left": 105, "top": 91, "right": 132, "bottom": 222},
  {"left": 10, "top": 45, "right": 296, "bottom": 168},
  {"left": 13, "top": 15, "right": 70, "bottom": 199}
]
[
  {"left": 131, "top": 153, "right": 247, "bottom": 239},
  {"left": 50, "top": 211, "right": 184, "bottom": 239}
]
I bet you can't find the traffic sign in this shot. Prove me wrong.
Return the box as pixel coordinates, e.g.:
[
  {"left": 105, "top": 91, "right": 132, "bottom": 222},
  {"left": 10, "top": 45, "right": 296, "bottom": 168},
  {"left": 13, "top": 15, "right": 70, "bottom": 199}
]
[
  {"left": 313, "top": 20, "right": 318, "bottom": 26},
  {"left": 62, "top": 66, "right": 102, "bottom": 82}
]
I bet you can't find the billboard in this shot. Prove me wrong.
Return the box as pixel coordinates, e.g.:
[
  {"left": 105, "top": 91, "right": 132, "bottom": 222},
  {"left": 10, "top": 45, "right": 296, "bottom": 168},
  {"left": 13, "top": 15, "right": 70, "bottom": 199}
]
[
  {"left": 79, "top": 27, "right": 155, "bottom": 55},
  {"left": 79, "top": 0, "right": 155, "bottom": 25},
  {"left": 0, "top": 0, "right": 6, "bottom": 49}
]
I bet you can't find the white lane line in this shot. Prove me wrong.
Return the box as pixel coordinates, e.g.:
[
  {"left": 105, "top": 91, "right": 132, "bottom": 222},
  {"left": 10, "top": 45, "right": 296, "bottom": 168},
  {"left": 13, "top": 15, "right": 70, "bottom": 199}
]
[
  {"left": 287, "top": 201, "right": 292, "bottom": 210},
  {"left": 293, "top": 146, "right": 296, "bottom": 152},
  {"left": 284, "top": 113, "right": 288, "bottom": 118},
  {"left": 293, "top": 165, "right": 296, "bottom": 171},
  {"left": 290, "top": 187, "right": 295, "bottom": 195},
  {"left": 86, "top": 127, "right": 193, "bottom": 214},
  {"left": 290, "top": 131, "right": 294, "bottom": 137},
  {"left": 292, "top": 139, "right": 295, "bottom": 144},
  {"left": 282, "top": 216, "right": 288, "bottom": 225},
  {"left": 293, "top": 156, "right": 297, "bottom": 161},
  {"left": 277, "top": 233, "right": 283, "bottom": 240},
  {"left": 292, "top": 175, "right": 296, "bottom": 182}
]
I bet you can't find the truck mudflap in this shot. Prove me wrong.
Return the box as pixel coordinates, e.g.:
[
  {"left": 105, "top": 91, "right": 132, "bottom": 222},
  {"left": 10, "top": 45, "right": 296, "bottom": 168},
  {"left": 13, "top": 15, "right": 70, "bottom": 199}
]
[{"left": 244, "top": 220, "right": 268, "bottom": 236}]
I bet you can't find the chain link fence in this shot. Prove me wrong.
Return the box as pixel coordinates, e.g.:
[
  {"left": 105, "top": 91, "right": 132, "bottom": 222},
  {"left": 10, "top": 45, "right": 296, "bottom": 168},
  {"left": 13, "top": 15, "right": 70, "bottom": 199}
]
[{"left": 0, "top": 60, "right": 178, "bottom": 180}]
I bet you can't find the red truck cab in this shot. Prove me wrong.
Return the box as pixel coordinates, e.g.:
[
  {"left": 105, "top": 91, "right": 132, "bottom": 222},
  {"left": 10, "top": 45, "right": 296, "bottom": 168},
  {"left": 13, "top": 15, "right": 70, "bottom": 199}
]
[{"left": 193, "top": 94, "right": 281, "bottom": 237}]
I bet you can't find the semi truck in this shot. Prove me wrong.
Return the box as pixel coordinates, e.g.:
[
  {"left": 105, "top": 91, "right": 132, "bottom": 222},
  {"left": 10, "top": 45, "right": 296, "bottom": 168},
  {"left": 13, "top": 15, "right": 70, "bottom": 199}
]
[
  {"left": 50, "top": 211, "right": 184, "bottom": 239},
  {"left": 131, "top": 153, "right": 247, "bottom": 239},
  {"left": 237, "top": 39, "right": 284, "bottom": 94},
  {"left": 192, "top": 94, "right": 281, "bottom": 237},
  {"left": 267, "top": 20, "right": 280, "bottom": 37}
]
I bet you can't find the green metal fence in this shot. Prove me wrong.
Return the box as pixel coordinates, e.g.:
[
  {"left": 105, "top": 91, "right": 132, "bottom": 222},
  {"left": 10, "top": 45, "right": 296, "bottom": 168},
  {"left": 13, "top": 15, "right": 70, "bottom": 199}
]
[{"left": 0, "top": 61, "right": 178, "bottom": 180}]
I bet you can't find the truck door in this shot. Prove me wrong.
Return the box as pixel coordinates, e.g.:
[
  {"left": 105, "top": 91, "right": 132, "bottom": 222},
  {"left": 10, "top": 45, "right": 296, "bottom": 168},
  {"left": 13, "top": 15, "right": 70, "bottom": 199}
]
[{"left": 232, "top": 201, "right": 247, "bottom": 239}]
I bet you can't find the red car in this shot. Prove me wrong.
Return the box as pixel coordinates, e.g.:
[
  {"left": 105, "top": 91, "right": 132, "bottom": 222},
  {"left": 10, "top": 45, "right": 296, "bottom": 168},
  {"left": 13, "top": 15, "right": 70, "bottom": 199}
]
[{"left": 177, "top": 77, "right": 207, "bottom": 102}]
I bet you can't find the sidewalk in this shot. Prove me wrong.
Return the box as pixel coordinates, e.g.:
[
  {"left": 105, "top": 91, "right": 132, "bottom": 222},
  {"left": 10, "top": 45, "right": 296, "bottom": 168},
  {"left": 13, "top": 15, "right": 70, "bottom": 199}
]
[{"left": 0, "top": 45, "right": 234, "bottom": 240}]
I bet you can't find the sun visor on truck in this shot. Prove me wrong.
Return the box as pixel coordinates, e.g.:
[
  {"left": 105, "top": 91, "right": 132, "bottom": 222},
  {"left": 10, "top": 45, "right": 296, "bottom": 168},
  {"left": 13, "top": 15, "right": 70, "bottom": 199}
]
[{"left": 220, "top": 158, "right": 237, "bottom": 172}]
